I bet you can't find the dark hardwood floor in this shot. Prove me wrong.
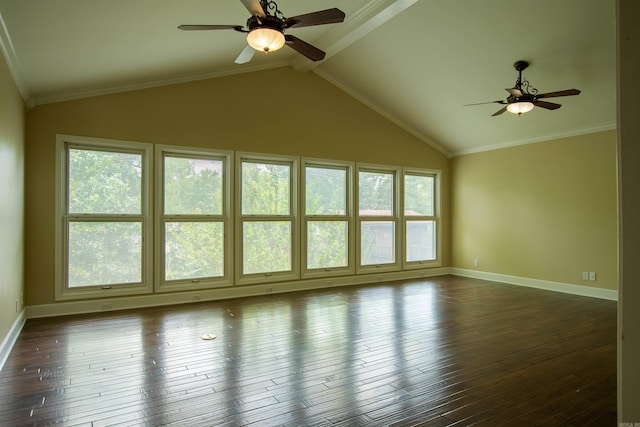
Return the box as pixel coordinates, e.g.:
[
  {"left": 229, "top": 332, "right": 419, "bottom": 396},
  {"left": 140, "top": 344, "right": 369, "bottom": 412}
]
[{"left": 0, "top": 276, "right": 616, "bottom": 426}]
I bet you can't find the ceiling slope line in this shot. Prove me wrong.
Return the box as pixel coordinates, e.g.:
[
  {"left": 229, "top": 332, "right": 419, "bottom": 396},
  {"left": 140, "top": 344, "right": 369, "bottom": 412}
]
[
  {"left": 451, "top": 121, "right": 617, "bottom": 157},
  {"left": 314, "top": 68, "right": 452, "bottom": 158},
  {"left": 0, "top": 10, "right": 33, "bottom": 106},
  {"left": 290, "top": 0, "right": 418, "bottom": 73},
  {"left": 33, "top": 60, "right": 291, "bottom": 107}
]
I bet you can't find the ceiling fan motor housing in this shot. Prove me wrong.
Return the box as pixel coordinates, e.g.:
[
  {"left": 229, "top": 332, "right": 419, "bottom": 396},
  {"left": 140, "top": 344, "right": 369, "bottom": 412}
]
[{"left": 247, "top": 15, "right": 284, "bottom": 33}]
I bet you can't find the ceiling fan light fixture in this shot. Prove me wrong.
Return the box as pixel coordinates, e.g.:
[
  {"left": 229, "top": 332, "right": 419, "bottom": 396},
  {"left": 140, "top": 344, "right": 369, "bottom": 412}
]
[
  {"left": 506, "top": 101, "right": 534, "bottom": 115},
  {"left": 247, "top": 27, "right": 285, "bottom": 53}
]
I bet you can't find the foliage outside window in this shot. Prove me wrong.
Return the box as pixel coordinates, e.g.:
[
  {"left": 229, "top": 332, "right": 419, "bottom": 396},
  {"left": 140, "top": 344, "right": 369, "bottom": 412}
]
[
  {"left": 303, "top": 163, "right": 352, "bottom": 275},
  {"left": 358, "top": 168, "right": 398, "bottom": 268},
  {"left": 56, "top": 137, "right": 441, "bottom": 300},
  {"left": 238, "top": 158, "right": 297, "bottom": 280},
  {"left": 158, "top": 150, "right": 230, "bottom": 291},
  {"left": 404, "top": 173, "right": 437, "bottom": 264},
  {"left": 56, "top": 136, "right": 152, "bottom": 300}
]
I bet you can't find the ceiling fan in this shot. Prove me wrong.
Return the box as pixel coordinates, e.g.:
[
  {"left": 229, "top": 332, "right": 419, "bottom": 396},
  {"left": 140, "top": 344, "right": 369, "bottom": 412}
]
[
  {"left": 465, "top": 61, "right": 581, "bottom": 116},
  {"left": 178, "top": 0, "right": 345, "bottom": 64}
]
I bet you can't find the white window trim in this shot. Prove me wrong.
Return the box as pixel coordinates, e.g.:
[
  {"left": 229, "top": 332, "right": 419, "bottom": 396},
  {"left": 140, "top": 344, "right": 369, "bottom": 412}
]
[
  {"left": 401, "top": 168, "right": 442, "bottom": 270},
  {"left": 301, "top": 158, "right": 355, "bottom": 279},
  {"left": 235, "top": 152, "right": 300, "bottom": 286},
  {"left": 154, "top": 145, "right": 233, "bottom": 293},
  {"left": 55, "top": 134, "right": 153, "bottom": 301},
  {"left": 356, "top": 163, "right": 402, "bottom": 274}
]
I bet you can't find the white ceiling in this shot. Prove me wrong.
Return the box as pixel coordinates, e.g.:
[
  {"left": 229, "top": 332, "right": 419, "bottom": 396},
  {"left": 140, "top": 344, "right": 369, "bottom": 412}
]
[{"left": 0, "top": 0, "right": 616, "bottom": 156}]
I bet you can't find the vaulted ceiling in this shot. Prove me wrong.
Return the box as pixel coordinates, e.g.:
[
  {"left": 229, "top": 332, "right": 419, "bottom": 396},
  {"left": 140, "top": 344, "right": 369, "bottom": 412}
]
[{"left": 0, "top": 0, "right": 616, "bottom": 156}]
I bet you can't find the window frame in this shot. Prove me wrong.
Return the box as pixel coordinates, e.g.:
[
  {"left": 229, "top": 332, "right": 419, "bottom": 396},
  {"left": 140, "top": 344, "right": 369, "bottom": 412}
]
[
  {"left": 154, "top": 145, "right": 233, "bottom": 292},
  {"left": 55, "top": 135, "right": 153, "bottom": 301},
  {"left": 235, "top": 152, "right": 299, "bottom": 285},
  {"left": 401, "top": 168, "right": 442, "bottom": 269},
  {"left": 301, "top": 158, "right": 355, "bottom": 279},
  {"left": 356, "top": 164, "right": 402, "bottom": 274}
]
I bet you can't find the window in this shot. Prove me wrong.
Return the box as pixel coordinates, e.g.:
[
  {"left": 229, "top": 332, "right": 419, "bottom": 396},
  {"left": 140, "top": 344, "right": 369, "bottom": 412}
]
[
  {"left": 404, "top": 172, "right": 439, "bottom": 266},
  {"left": 302, "top": 161, "right": 353, "bottom": 276},
  {"left": 237, "top": 155, "right": 298, "bottom": 283},
  {"left": 56, "top": 135, "right": 152, "bottom": 300},
  {"left": 56, "top": 135, "right": 442, "bottom": 300},
  {"left": 156, "top": 146, "right": 232, "bottom": 291},
  {"left": 358, "top": 167, "right": 400, "bottom": 271}
]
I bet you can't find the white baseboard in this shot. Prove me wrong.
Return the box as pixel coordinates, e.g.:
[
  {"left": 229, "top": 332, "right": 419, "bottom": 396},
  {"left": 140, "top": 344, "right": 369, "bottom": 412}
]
[
  {"left": 0, "top": 309, "right": 26, "bottom": 373},
  {"left": 22, "top": 266, "right": 617, "bottom": 320},
  {"left": 26, "top": 268, "right": 450, "bottom": 319},
  {"left": 4, "top": 268, "right": 614, "bottom": 372},
  {"left": 449, "top": 268, "right": 618, "bottom": 301}
]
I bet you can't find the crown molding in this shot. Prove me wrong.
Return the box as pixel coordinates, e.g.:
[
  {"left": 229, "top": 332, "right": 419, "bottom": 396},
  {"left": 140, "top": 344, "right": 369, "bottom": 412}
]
[
  {"left": 32, "top": 60, "right": 291, "bottom": 106},
  {"left": 451, "top": 121, "right": 617, "bottom": 157},
  {"left": 0, "top": 10, "right": 33, "bottom": 106}
]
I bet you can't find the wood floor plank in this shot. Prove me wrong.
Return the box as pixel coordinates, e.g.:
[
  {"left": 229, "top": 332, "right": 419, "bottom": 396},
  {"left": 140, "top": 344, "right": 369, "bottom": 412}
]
[{"left": 0, "top": 275, "right": 616, "bottom": 426}]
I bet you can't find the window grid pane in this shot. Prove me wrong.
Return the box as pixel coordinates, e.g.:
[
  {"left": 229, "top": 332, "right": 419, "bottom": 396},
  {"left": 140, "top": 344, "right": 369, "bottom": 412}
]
[
  {"left": 405, "top": 175, "right": 434, "bottom": 216},
  {"left": 406, "top": 220, "right": 436, "bottom": 262},
  {"left": 306, "top": 166, "right": 347, "bottom": 215},
  {"left": 307, "top": 221, "right": 348, "bottom": 269},
  {"left": 361, "top": 221, "right": 395, "bottom": 265},
  {"left": 243, "top": 221, "right": 292, "bottom": 275},
  {"left": 164, "top": 156, "right": 223, "bottom": 215},
  {"left": 68, "top": 148, "right": 142, "bottom": 214},
  {"left": 359, "top": 171, "right": 394, "bottom": 216},
  {"left": 164, "top": 222, "right": 225, "bottom": 281},
  {"left": 68, "top": 221, "right": 142, "bottom": 287},
  {"left": 242, "top": 162, "right": 291, "bottom": 215}
]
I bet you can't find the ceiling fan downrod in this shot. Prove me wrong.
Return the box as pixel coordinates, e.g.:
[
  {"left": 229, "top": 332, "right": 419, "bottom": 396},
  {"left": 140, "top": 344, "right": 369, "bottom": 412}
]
[{"left": 512, "top": 61, "right": 538, "bottom": 96}]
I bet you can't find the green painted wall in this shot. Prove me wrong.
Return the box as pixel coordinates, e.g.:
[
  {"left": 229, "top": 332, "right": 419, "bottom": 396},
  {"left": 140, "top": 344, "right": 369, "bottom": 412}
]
[
  {"left": 451, "top": 130, "right": 617, "bottom": 290},
  {"left": 24, "top": 67, "right": 451, "bottom": 306},
  {"left": 0, "top": 50, "right": 25, "bottom": 344}
]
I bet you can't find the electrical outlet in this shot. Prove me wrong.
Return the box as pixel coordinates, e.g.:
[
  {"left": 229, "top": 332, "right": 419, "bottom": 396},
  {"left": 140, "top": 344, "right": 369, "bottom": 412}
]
[
  {"left": 582, "top": 272, "right": 589, "bottom": 280},
  {"left": 474, "top": 259, "right": 479, "bottom": 267},
  {"left": 589, "top": 272, "right": 597, "bottom": 281}
]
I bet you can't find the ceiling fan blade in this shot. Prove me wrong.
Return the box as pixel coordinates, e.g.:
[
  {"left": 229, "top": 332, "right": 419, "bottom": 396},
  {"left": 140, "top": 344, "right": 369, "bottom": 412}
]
[
  {"left": 285, "top": 8, "right": 346, "bottom": 28},
  {"left": 234, "top": 44, "right": 255, "bottom": 64},
  {"left": 492, "top": 106, "right": 508, "bottom": 116},
  {"left": 506, "top": 88, "right": 523, "bottom": 97},
  {"left": 285, "top": 34, "right": 326, "bottom": 61},
  {"left": 534, "top": 100, "right": 562, "bottom": 110},
  {"left": 536, "top": 89, "right": 581, "bottom": 99},
  {"left": 464, "top": 100, "right": 506, "bottom": 106},
  {"left": 240, "top": 0, "right": 266, "bottom": 18},
  {"left": 178, "top": 24, "right": 243, "bottom": 31}
]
